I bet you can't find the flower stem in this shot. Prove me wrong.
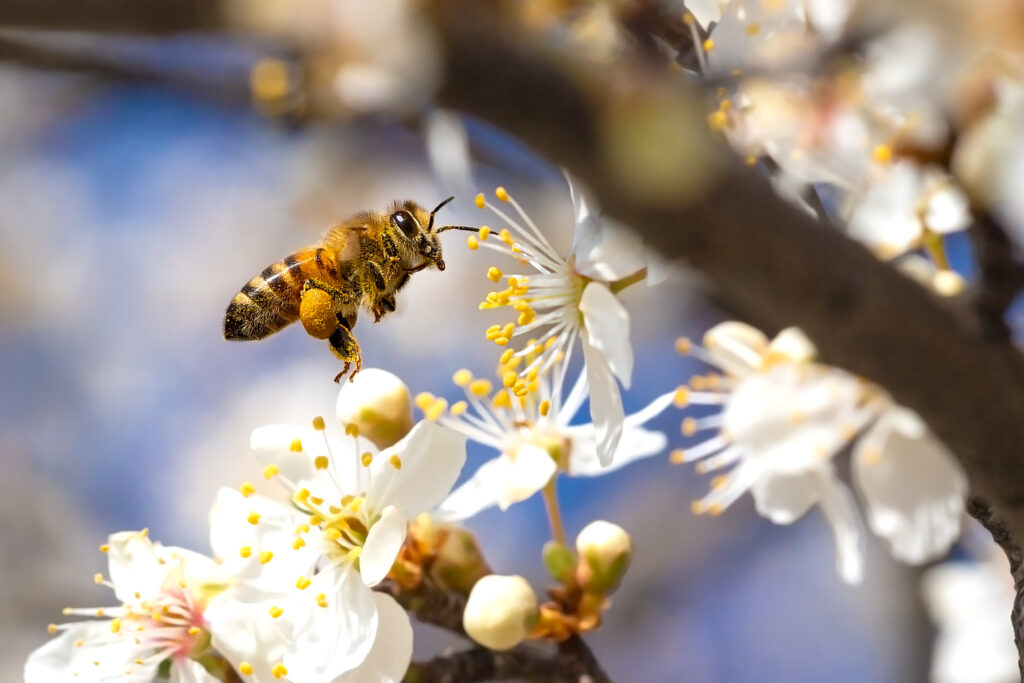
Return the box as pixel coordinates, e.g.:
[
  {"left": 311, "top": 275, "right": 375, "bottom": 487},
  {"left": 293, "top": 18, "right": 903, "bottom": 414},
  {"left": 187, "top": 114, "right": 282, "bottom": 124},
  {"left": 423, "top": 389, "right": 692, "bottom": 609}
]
[
  {"left": 542, "top": 478, "right": 567, "bottom": 546},
  {"left": 609, "top": 268, "right": 647, "bottom": 294},
  {"left": 922, "top": 231, "right": 950, "bottom": 270}
]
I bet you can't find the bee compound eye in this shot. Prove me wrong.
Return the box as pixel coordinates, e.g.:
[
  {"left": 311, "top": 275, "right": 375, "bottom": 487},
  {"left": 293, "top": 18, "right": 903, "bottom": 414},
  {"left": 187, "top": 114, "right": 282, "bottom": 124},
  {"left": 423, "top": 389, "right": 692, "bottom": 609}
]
[{"left": 391, "top": 211, "right": 417, "bottom": 238}]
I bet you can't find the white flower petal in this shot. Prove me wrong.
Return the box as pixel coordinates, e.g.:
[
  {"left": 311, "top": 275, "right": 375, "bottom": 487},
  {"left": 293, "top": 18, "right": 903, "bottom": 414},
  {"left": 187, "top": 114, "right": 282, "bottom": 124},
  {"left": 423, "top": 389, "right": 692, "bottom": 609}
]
[
  {"left": 334, "top": 593, "right": 414, "bottom": 683},
  {"left": 750, "top": 470, "right": 821, "bottom": 524},
  {"left": 816, "top": 471, "right": 865, "bottom": 584},
  {"left": 702, "top": 321, "right": 770, "bottom": 374},
  {"left": 171, "top": 659, "right": 220, "bottom": 683},
  {"left": 106, "top": 530, "right": 165, "bottom": 605},
  {"left": 25, "top": 622, "right": 155, "bottom": 683},
  {"left": 568, "top": 179, "right": 648, "bottom": 281},
  {"left": 499, "top": 444, "right": 559, "bottom": 508},
  {"left": 568, "top": 391, "right": 675, "bottom": 476},
  {"left": 581, "top": 336, "right": 625, "bottom": 467},
  {"left": 847, "top": 161, "right": 925, "bottom": 256},
  {"left": 366, "top": 420, "right": 466, "bottom": 516},
  {"left": 360, "top": 505, "right": 407, "bottom": 586},
  {"left": 249, "top": 424, "right": 318, "bottom": 483},
  {"left": 285, "top": 567, "right": 379, "bottom": 682},
  {"left": 925, "top": 184, "right": 970, "bottom": 234},
  {"left": 432, "top": 457, "right": 509, "bottom": 522},
  {"left": 853, "top": 407, "right": 966, "bottom": 564},
  {"left": 206, "top": 598, "right": 292, "bottom": 683},
  {"left": 579, "top": 282, "right": 633, "bottom": 387}
]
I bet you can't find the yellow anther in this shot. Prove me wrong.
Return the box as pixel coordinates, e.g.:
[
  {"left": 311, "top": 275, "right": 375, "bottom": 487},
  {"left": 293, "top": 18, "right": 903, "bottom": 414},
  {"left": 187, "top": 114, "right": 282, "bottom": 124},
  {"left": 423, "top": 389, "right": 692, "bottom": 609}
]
[
  {"left": 426, "top": 398, "right": 448, "bottom": 422},
  {"left": 711, "top": 475, "right": 730, "bottom": 491},
  {"left": 501, "top": 323, "right": 515, "bottom": 338},
  {"left": 720, "top": 99, "right": 732, "bottom": 112},
  {"left": 311, "top": 417, "right": 326, "bottom": 431},
  {"left": 681, "top": 418, "right": 698, "bottom": 437},
  {"left": 690, "top": 375, "right": 707, "bottom": 390},
  {"left": 247, "top": 512, "right": 262, "bottom": 525},
  {"left": 872, "top": 144, "right": 893, "bottom": 164},
  {"left": 493, "top": 390, "right": 512, "bottom": 409},
  {"left": 499, "top": 349, "right": 515, "bottom": 364},
  {"left": 467, "top": 235, "right": 479, "bottom": 250},
  {"left": 479, "top": 226, "right": 491, "bottom": 241},
  {"left": 296, "top": 576, "right": 311, "bottom": 590},
  {"left": 708, "top": 503, "right": 725, "bottom": 516},
  {"left": 453, "top": 369, "right": 473, "bottom": 386},
  {"left": 75, "top": 638, "right": 84, "bottom": 647},
  {"left": 95, "top": 609, "right": 105, "bottom": 616},
  {"left": 415, "top": 392, "right": 435, "bottom": 411},
  {"left": 487, "top": 266, "right": 503, "bottom": 282},
  {"left": 674, "top": 387, "right": 689, "bottom": 408},
  {"left": 316, "top": 593, "right": 328, "bottom": 608},
  {"left": 703, "top": 38, "right": 715, "bottom": 51},
  {"left": 676, "top": 338, "right": 692, "bottom": 355},
  {"left": 292, "top": 537, "right": 306, "bottom": 550},
  {"left": 512, "top": 244, "right": 523, "bottom": 255},
  {"left": 345, "top": 423, "right": 360, "bottom": 438},
  {"left": 745, "top": 155, "right": 759, "bottom": 166},
  {"left": 669, "top": 449, "right": 686, "bottom": 465},
  {"left": 475, "top": 193, "right": 486, "bottom": 209},
  {"left": 498, "top": 228, "right": 512, "bottom": 244},
  {"left": 289, "top": 438, "right": 303, "bottom": 452},
  {"left": 690, "top": 500, "right": 705, "bottom": 515},
  {"left": 239, "top": 546, "right": 252, "bottom": 558},
  {"left": 259, "top": 550, "right": 274, "bottom": 565},
  {"left": 348, "top": 547, "right": 363, "bottom": 560},
  {"left": 309, "top": 514, "right": 323, "bottom": 525},
  {"left": 110, "top": 618, "right": 121, "bottom": 634},
  {"left": 544, "top": 337, "right": 558, "bottom": 350},
  {"left": 746, "top": 22, "right": 761, "bottom": 35},
  {"left": 47, "top": 624, "right": 57, "bottom": 634},
  {"left": 93, "top": 573, "right": 104, "bottom": 584},
  {"left": 518, "top": 311, "right": 535, "bottom": 326},
  {"left": 708, "top": 110, "right": 728, "bottom": 131},
  {"left": 503, "top": 370, "right": 518, "bottom": 388},
  {"left": 361, "top": 452, "right": 374, "bottom": 467},
  {"left": 99, "top": 544, "right": 109, "bottom": 553},
  {"left": 494, "top": 336, "right": 509, "bottom": 346},
  {"left": 539, "top": 400, "right": 551, "bottom": 416},
  {"left": 263, "top": 464, "right": 280, "bottom": 479},
  {"left": 315, "top": 455, "right": 329, "bottom": 470},
  {"left": 389, "top": 454, "right": 403, "bottom": 470},
  {"left": 294, "top": 488, "right": 310, "bottom": 504},
  {"left": 451, "top": 400, "right": 468, "bottom": 416},
  {"left": 495, "top": 186, "right": 510, "bottom": 202},
  {"left": 324, "top": 528, "right": 342, "bottom": 541},
  {"left": 295, "top": 523, "right": 310, "bottom": 534},
  {"left": 240, "top": 481, "right": 256, "bottom": 498},
  {"left": 240, "top": 662, "right": 254, "bottom": 675},
  {"left": 683, "top": 12, "right": 695, "bottom": 25},
  {"left": 188, "top": 626, "right": 201, "bottom": 636},
  {"left": 485, "top": 326, "right": 503, "bottom": 341},
  {"left": 310, "top": 496, "right": 324, "bottom": 505},
  {"left": 269, "top": 606, "right": 284, "bottom": 619},
  {"left": 470, "top": 379, "right": 493, "bottom": 396}
]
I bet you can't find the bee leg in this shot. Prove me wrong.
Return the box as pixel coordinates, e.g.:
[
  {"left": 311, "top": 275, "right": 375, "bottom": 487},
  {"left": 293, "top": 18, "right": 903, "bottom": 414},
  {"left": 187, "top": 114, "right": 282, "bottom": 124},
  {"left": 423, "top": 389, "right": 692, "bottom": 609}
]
[
  {"left": 329, "top": 314, "right": 362, "bottom": 383},
  {"left": 367, "top": 261, "right": 388, "bottom": 292},
  {"left": 381, "top": 232, "right": 401, "bottom": 264},
  {"left": 372, "top": 294, "right": 397, "bottom": 323}
]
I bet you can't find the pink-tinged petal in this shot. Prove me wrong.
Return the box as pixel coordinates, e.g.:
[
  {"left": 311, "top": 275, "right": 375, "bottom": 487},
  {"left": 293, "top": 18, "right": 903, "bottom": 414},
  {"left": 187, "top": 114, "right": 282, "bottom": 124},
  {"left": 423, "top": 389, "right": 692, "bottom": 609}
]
[
  {"left": 432, "top": 457, "right": 508, "bottom": 522},
  {"left": 853, "top": 407, "right": 966, "bottom": 564},
  {"left": 285, "top": 568, "right": 379, "bottom": 682},
  {"left": 170, "top": 658, "right": 220, "bottom": 683},
  {"left": 816, "top": 470, "right": 865, "bottom": 585},
  {"left": 360, "top": 505, "right": 407, "bottom": 586},
  {"left": 582, "top": 336, "right": 625, "bottom": 467},
  {"left": 366, "top": 420, "right": 466, "bottom": 516},
  {"left": 334, "top": 593, "right": 414, "bottom": 683},
  {"left": 25, "top": 622, "right": 155, "bottom": 683},
  {"left": 579, "top": 282, "right": 633, "bottom": 387}
]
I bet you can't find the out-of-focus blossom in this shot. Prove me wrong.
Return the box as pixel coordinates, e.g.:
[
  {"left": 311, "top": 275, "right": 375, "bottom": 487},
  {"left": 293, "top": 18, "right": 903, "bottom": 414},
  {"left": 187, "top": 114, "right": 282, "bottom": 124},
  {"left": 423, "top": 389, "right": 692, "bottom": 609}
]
[
  {"left": 462, "top": 574, "right": 539, "bottom": 651},
  {"left": 423, "top": 354, "right": 675, "bottom": 521},
  {"left": 923, "top": 552, "right": 1018, "bottom": 683},
  {"left": 205, "top": 381, "right": 465, "bottom": 682},
  {"left": 470, "top": 182, "right": 658, "bottom": 465},
  {"left": 25, "top": 531, "right": 237, "bottom": 683},
  {"left": 676, "top": 322, "right": 966, "bottom": 582}
]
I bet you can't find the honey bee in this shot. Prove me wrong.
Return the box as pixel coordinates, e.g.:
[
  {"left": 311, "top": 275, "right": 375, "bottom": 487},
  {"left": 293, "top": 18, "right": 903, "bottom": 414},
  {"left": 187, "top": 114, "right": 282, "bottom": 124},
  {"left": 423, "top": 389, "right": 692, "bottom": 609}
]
[{"left": 224, "top": 197, "right": 475, "bottom": 382}]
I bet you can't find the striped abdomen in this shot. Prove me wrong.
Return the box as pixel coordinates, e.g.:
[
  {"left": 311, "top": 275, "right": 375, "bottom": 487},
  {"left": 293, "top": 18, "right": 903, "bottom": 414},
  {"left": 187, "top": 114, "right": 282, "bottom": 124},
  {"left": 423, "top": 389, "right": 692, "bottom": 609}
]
[{"left": 224, "top": 247, "right": 338, "bottom": 341}]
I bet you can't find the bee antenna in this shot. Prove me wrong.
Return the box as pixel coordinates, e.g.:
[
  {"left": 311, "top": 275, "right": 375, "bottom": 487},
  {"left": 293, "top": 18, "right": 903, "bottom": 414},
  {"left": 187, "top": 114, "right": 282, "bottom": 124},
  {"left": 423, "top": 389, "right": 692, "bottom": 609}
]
[
  {"left": 427, "top": 196, "right": 456, "bottom": 232},
  {"left": 436, "top": 225, "right": 479, "bottom": 234}
]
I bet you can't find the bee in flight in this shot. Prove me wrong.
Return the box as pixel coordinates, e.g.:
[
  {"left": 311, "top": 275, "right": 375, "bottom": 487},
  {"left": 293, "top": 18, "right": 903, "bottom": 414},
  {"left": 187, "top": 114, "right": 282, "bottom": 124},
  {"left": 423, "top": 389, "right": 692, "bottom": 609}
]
[{"left": 224, "top": 197, "right": 475, "bottom": 382}]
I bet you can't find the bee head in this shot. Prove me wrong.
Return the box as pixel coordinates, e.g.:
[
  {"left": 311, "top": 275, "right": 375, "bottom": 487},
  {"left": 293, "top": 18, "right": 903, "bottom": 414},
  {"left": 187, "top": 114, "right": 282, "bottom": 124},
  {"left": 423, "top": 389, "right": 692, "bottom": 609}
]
[{"left": 391, "top": 197, "right": 475, "bottom": 273}]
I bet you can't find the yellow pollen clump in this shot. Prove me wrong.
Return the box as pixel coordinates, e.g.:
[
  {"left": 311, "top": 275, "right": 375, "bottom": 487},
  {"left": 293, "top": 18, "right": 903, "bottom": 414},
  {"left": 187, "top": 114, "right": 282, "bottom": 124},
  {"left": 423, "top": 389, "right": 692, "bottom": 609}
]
[
  {"left": 315, "top": 455, "right": 329, "bottom": 470},
  {"left": 474, "top": 193, "right": 486, "bottom": 209},
  {"left": 479, "top": 226, "right": 491, "bottom": 241},
  {"left": 269, "top": 606, "right": 284, "bottom": 619},
  {"left": 470, "top": 379, "right": 493, "bottom": 396},
  {"left": 674, "top": 387, "right": 689, "bottom": 408},
  {"left": 495, "top": 186, "right": 510, "bottom": 201},
  {"left": 247, "top": 512, "right": 262, "bottom": 525},
  {"left": 675, "top": 337, "right": 692, "bottom": 354},
  {"left": 93, "top": 573, "right": 104, "bottom": 585},
  {"left": 239, "top": 546, "right": 252, "bottom": 558},
  {"left": 296, "top": 576, "right": 311, "bottom": 590},
  {"left": 390, "top": 454, "right": 403, "bottom": 470},
  {"left": 703, "top": 38, "right": 715, "bottom": 51},
  {"left": 259, "top": 550, "right": 274, "bottom": 565},
  {"left": 240, "top": 662, "right": 254, "bottom": 675},
  {"left": 681, "top": 418, "right": 698, "bottom": 437},
  {"left": 426, "top": 398, "right": 448, "bottom": 422},
  {"left": 110, "top": 618, "right": 121, "bottom": 634},
  {"left": 47, "top": 624, "right": 57, "bottom": 634},
  {"left": 487, "top": 266, "right": 503, "bottom": 282},
  {"left": 99, "top": 544, "right": 109, "bottom": 553},
  {"left": 240, "top": 481, "right": 255, "bottom": 498},
  {"left": 312, "top": 416, "right": 326, "bottom": 430},
  {"left": 451, "top": 400, "right": 468, "bottom": 416},
  {"left": 670, "top": 449, "right": 686, "bottom": 465},
  {"left": 453, "top": 369, "right": 473, "bottom": 386},
  {"left": 467, "top": 235, "right": 479, "bottom": 250},
  {"left": 316, "top": 593, "right": 328, "bottom": 608},
  {"left": 289, "top": 438, "right": 303, "bottom": 452},
  {"left": 361, "top": 452, "right": 374, "bottom": 467},
  {"left": 292, "top": 537, "right": 306, "bottom": 550},
  {"left": 263, "top": 464, "right": 280, "bottom": 480},
  {"left": 539, "top": 400, "right": 551, "bottom": 416},
  {"left": 872, "top": 144, "right": 893, "bottom": 164}
]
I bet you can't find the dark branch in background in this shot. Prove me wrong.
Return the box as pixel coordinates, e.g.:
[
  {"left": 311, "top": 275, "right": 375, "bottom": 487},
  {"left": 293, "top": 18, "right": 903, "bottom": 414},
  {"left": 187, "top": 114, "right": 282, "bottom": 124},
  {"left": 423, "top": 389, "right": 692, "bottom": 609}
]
[
  {"left": 0, "top": 0, "right": 221, "bottom": 33},
  {"left": 972, "top": 212, "right": 1024, "bottom": 340}
]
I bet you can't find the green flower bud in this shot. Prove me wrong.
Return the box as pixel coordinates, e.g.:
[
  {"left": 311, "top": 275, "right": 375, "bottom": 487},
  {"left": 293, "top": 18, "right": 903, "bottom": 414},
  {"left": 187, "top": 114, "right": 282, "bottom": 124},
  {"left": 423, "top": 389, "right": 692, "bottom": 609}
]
[
  {"left": 575, "top": 520, "right": 633, "bottom": 596},
  {"left": 542, "top": 540, "right": 576, "bottom": 584}
]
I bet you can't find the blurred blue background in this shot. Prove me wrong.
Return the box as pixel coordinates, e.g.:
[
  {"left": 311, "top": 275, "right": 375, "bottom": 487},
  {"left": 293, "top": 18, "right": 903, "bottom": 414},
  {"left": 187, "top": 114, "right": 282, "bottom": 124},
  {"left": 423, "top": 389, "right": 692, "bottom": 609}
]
[{"left": 0, "top": 63, "right": 933, "bottom": 681}]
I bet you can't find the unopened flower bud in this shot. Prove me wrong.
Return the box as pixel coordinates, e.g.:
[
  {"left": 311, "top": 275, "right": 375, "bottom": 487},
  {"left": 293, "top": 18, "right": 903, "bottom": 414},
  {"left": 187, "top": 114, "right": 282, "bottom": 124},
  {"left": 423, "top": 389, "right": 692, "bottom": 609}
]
[
  {"left": 463, "top": 575, "right": 538, "bottom": 651},
  {"left": 575, "top": 520, "right": 633, "bottom": 596},
  {"left": 431, "top": 526, "right": 491, "bottom": 595},
  {"left": 336, "top": 368, "right": 413, "bottom": 449},
  {"left": 542, "top": 541, "right": 576, "bottom": 584}
]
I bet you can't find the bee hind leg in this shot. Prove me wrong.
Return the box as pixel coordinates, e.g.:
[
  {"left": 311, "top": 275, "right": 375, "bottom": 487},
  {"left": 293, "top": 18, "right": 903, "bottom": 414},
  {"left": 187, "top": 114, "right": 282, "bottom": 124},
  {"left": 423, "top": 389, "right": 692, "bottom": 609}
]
[{"left": 329, "top": 314, "right": 362, "bottom": 383}]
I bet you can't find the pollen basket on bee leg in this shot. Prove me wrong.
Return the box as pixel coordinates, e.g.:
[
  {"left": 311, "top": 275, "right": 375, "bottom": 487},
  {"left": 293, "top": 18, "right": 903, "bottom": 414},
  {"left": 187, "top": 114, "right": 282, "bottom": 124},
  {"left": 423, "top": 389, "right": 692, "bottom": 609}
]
[{"left": 300, "top": 288, "right": 338, "bottom": 339}]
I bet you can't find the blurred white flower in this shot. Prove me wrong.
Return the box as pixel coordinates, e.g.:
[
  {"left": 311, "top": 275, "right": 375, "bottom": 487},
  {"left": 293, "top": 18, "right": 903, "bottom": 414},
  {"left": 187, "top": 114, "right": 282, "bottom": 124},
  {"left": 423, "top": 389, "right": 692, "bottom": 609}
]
[
  {"left": 677, "top": 322, "right": 966, "bottom": 582},
  {"left": 923, "top": 553, "right": 1018, "bottom": 683},
  {"left": 471, "top": 182, "right": 655, "bottom": 465},
  {"left": 205, "top": 385, "right": 465, "bottom": 682},
  {"left": 25, "top": 530, "right": 236, "bottom": 683},
  {"left": 425, "top": 354, "right": 675, "bottom": 522}
]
